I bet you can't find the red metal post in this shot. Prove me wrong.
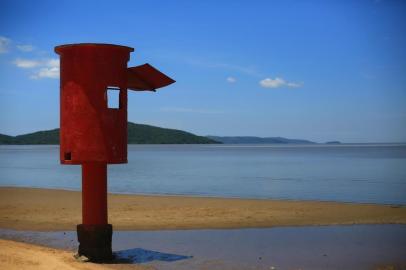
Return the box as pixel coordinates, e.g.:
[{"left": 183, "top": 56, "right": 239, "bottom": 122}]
[{"left": 82, "top": 163, "right": 107, "bottom": 225}]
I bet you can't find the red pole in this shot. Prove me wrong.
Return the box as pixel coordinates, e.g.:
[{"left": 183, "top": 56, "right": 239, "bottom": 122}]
[
  {"left": 77, "top": 163, "right": 112, "bottom": 261},
  {"left": 82, "top": 163, "right": 108, "bottom": 225}
]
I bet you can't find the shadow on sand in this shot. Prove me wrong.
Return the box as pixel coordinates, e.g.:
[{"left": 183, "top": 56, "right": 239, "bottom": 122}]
[{"left": 113, "top": 248, "right": 193, "bottom": 264}]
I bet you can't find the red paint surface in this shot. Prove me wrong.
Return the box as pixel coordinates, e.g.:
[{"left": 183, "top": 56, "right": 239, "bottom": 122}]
[
  {"left": 56, "top": 44, "right": 133, "bottom": 225},
  {"left": 56, "top": 44, "right": 133, "bottom": 165},
  {"left": 127, "top": 63, "right": 176, "bottom": 91},
  {"left": 82, "top": 163, "right": 107, "bottom": 225},
  {"left": 55, "top": 43, "right": 174, "bottom": 226}
]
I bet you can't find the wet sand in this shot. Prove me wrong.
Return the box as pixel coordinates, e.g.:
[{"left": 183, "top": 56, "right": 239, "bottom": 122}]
[
  {"left": 0, "top": 239, "right": 150, "bottom": 270},
  {"left": 0, "top": 187, "right": 405, "bottom": 231},
  {"left": 2, "top": 225, "right": 406, "bottom": 270}
]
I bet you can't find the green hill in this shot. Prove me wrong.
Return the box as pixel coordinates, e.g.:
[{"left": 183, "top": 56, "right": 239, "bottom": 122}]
[
  {"left": 0, "top": 134, "right": 14, "bottom": 144},
  {"left": 207, "top": 136, "right": 316, "bottom": 144},
  {"left": 127, "top": 122, "right": 217, "bottom": 144},
  {"left": 0, "top": 122, "right": 219, "bottom": 145},
  {"left": 13, "top": 129, "right": 60, "bottom": 144}
]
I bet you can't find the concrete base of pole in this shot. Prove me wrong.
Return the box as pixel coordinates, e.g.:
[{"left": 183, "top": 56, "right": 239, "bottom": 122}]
[{"left": 77, "top": 224, "right": 113, "bottom": 262}]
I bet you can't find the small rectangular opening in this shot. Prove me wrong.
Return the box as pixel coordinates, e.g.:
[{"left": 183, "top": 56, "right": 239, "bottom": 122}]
[
  {"left": 106, "top": 86, "right": 120, "bottom": 109},
  {"left": 64, "top": 152, "right": 71, "bottom": 161}
]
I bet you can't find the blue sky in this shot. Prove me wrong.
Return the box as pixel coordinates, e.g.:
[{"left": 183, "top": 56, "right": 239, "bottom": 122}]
[{"left": 0, "top": 0, "right": 405, "bottom": 142}]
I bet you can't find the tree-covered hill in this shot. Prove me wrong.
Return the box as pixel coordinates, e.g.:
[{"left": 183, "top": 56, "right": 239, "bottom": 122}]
[
  {"left": 0, "top": 122, "right": 219, "bottom": 145},
  {"left": 207, "top": 136, "right": 316, "bottom": 144}
]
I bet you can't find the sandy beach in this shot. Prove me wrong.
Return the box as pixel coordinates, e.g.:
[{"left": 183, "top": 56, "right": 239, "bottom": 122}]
[
  {"left": 1, "top": 187, "right": 406, "bottom": 269},
  {"left": 0, "top": 239, "right": 151, "bottom": 270},
  {"left": 0, "top": 187, "right": 405, "bottom": 231}
]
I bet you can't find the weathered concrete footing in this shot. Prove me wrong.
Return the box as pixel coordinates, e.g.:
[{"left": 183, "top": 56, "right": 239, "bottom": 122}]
[{"left": 77, "top": 224, "right": 113, "bottom": 262}]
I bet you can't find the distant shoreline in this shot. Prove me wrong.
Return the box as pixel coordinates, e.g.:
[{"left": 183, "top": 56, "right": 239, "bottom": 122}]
[
  {"left": 1, "top": 184, "right": 405, "bottom": 207},
  {"left": 1, "top": 187, "right": 405, "bottom": 231},
  {"left": 0, "top": 122, "right": 356, "bottom": 145},
  {"left": 1, "top": 142, "right": 406, "bottom": 146}
]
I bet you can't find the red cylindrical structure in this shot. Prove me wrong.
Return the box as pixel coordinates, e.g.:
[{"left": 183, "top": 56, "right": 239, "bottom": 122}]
[
  {"left": 55, "top": 43, "right": 175, "bottom": 262},
  {"left": 56, "top": 44, "right": 133, "bottom": 165},
  {"left": 82, "top": 163, "right": 107, "bottom": 225},
  {"left": 55, "top": 44, "right": 133, "bottom": 261}
]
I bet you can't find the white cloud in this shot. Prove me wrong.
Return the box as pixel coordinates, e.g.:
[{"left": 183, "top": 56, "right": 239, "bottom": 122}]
[
  {"left": 46, "top": 58, "right": 59, "bottom": 67},
  {"left": 13, "top": 58, "right": 41, "bottom": 68},
  {"left": 13, "top": 57, "right": 60, "bottom": 79},
  {"left": 31, "top": 58, "right": 60, "bottom": 79},
  {"left": 259, "top": 77, "right": 302, "bottom": 88},
  {"left": 0, "top": 36, "right": 11, "bottom": 53},
  {"left": 16, "top": 44, "right": 34, "bottom": 52},
  {"left": 30, "top": 67, "right": 59, "bottom": 79},
  {"left": 226, "top": 77, "right": 236, "bottom": 83},
  {"left": 286, "top": 82, "right": 302, "bottom": 88}
]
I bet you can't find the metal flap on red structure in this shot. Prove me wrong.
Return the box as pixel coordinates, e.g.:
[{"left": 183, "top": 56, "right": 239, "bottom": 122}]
[{"left": 127, "top": 63, "right": 175, "bottom": 91}]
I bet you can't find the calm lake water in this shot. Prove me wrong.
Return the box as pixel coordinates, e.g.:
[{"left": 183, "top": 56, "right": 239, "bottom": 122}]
[{"left": 0, "top": 144, "right": 405, "bottom": 205}]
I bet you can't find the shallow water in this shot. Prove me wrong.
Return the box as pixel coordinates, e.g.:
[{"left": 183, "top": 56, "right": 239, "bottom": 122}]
[
  {"left": 1, "top": 225, "right": 406, "bottom": 270},
  {"left": 0, "top": 144, "right": 406, "bottom": 204}
]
